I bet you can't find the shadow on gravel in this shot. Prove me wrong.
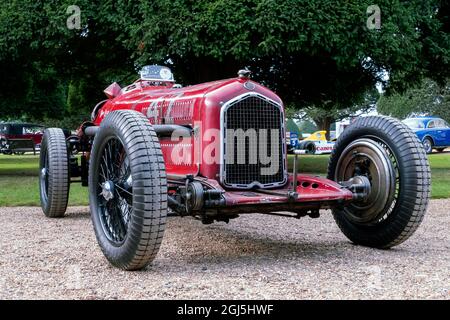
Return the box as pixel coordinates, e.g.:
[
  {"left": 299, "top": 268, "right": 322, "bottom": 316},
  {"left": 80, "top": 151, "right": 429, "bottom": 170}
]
[
  {"left": 160, "top": 220, "right": 355, "bottom": 267},
  {"left": 59, "top": 208, "right": 417, "bottom": 270},
  {"left": 61, "top": 209, "right": 90, "bottom": 220}
]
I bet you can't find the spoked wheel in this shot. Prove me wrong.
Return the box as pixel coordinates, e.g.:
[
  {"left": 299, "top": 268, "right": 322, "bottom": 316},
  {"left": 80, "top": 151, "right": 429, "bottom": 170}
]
[
  {"left": 89, "top": 110, "right": 167, "bottom": 270},
  {"left": 328, "top": 116, "right": 431, "bottom": 248},
  {"left": 96, "top": 137, "right": 133, "bottom": 245},
  {"left": 39, "top": 128, "right": 70, "bottom": 218}
]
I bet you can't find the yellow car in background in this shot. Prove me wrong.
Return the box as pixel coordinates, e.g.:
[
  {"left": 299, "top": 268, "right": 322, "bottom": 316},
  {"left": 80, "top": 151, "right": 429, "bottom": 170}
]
[{"left": 302, "top": 131, "right": 335, "bottom": 154}]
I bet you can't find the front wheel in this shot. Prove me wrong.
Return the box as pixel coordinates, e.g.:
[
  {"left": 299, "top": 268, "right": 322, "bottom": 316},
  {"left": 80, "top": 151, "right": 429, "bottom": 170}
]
[
  {"left": 328, "top": 116, "right": 431, "bottom": 248},
  {"left": 89, "top": 110, "right": 168, "bottom": 270}
]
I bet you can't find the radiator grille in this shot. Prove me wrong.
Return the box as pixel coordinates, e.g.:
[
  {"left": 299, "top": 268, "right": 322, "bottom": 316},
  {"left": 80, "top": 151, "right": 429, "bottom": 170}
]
[{"left": 222, "top": 94, "right": 286, "bottom": 188}]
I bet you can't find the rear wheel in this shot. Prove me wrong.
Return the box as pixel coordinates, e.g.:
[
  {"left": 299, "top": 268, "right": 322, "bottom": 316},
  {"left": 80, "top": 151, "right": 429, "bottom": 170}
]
[
  {"left": 89, "top": 110, "right": 167, "bottom": 270},
  {"left": 328, "top": 116, "right": 430, "bottom": 248},
  {"left": 39, "top": 128, "right": 70, "bottom": 218},
  {"left": 436, "top": 148, "right": 446, "bottom": 153},
  {"left": 422, "top": 137, "right": 433, "bottom": 154}
]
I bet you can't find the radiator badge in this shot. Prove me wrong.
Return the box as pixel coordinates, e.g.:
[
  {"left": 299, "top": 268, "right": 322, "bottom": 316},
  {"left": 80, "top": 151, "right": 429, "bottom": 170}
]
[{"left": 244, "top": 81, "right": 256, "bottom": 90}]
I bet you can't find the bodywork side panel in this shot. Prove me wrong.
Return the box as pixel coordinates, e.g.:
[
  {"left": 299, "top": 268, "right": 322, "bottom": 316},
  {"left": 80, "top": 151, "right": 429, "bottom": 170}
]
[{"left": 93, "top": 78, "right": 285, "bottom": 181}]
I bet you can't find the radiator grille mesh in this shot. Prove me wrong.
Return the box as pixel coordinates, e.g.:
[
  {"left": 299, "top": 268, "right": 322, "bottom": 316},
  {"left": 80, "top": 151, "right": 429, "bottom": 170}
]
[{"left": 223, "top": 95, "right": 286, "bottom": 188}]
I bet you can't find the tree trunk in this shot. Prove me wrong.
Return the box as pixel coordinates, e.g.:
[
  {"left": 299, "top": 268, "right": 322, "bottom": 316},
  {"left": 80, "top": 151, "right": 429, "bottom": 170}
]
[{"left": 314, "top": 116, "right": 334, "bottom": 141}]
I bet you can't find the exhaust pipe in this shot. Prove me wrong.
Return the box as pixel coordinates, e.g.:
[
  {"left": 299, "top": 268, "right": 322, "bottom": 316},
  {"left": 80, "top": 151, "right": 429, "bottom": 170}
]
[{"left": 84, "top": 126, "right": 99, "bottom": 136}]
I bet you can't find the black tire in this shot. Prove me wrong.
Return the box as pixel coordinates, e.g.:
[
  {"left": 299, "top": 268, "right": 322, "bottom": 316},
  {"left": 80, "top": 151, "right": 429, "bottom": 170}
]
[
  {"left": 422, "top": 137, "right": 433, "bottom": 154},
  {"left": 39, "top": 128, "right": 70, "bottom": 218},
  {"left": 327, "top": 116, "right": 430, "bottom": 248},
  {"left": 436, "top": 148, "right": 446, "bottom": 153},
  {"left": 298, "top": 140, "right": 316, "bottom": 154},
  {"left": 89, "top": 110, "right": 167, "bottom": 270}
]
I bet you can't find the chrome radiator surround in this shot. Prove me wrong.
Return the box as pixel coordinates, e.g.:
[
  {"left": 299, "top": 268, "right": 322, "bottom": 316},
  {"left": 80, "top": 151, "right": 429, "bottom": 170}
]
[{"left": 220, "top": 92, "right": 288, "bottom": 189}]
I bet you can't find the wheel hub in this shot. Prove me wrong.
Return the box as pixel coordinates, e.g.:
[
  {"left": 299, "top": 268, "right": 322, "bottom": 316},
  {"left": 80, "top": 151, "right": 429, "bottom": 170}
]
[
  {"left": 423, "top": 139, "right": 432, "bottom": 153},
  {"left": 40, "top": 168, "right": 47, "bottom": 179},
  {"left": 101, "top": 181, "right": 115, "bottom": 201},
  {"left": 341, "top": 175, "right": 372, "bottom": 201},
  {"left": 335, "top": 138, "right": 396, "bottom": 224},
  {"left": 124, "top": 175, "right": 132, "bottom": 189}
]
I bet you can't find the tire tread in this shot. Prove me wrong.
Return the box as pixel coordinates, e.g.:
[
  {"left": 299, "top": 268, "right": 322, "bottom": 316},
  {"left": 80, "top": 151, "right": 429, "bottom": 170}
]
[{"left": 327, "top": 116, "right": 430, "bottom": 248}]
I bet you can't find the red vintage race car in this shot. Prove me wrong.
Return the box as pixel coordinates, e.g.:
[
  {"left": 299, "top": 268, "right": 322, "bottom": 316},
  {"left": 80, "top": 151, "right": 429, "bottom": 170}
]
[{"left": 39, "top": 66, "right": 431, "bottom": 270}]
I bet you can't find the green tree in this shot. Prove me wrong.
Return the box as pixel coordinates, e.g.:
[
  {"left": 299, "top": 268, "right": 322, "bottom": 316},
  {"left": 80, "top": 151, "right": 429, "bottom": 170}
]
[
  {"left": 298, "top": 120, "right": 318, "bottom": 134},
  {"left": 286, "top": 118, "right": 301, "bottom": 136},
  {"left": 378, "top": 79, "right": 450, "bottom": 123},
  {"left": 128, "top": 0, "right": 449, "bottom": 134},
  {"left": 0, "top": 0, "right": 449, "bottom": 127},
  {"left": 0, "top": 0, "right": 137, "bottom": 121},
  {"left": 286, "top": 88, "right": 379, "bottom": 139}
]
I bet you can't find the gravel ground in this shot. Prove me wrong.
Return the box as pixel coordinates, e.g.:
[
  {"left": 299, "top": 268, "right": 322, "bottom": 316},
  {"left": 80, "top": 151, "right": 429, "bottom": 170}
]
[{"left": 0, "top": 200, "right": 449, "bottom": 300}]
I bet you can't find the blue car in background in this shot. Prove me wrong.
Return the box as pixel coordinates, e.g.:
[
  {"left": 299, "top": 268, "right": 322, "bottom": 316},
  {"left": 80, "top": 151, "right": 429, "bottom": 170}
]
[{"left": 403, "top": 117, "right": 450, "bottom": 154}]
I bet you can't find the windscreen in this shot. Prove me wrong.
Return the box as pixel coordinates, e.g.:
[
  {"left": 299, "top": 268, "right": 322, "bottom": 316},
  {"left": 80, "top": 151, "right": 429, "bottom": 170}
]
[
  {"left": 139, "top": 65, "right": 174, "bottom": 82},
  {"left": 403, "top": 119, "right": 425, "bottom": 129}
]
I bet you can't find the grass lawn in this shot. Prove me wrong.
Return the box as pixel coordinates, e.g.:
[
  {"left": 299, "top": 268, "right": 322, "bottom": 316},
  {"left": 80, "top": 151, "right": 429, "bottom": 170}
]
[
  {"left": 0, "top": 154, "right": 88, "bottom": 206},
  {"left": 0, "top": 151, "right": 449, "bottom": 206},
  {"left": 427, "top": 153, "right": 450, "bottom": 199}
]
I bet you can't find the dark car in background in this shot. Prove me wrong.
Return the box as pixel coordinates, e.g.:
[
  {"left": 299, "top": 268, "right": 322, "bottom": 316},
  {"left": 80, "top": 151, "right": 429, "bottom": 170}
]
[
  {"left": 403, "top": 117, "right": 450, "bottom": 154},
  {"left": 0, "top": 123, "right": 45, "bottom": 155}
]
